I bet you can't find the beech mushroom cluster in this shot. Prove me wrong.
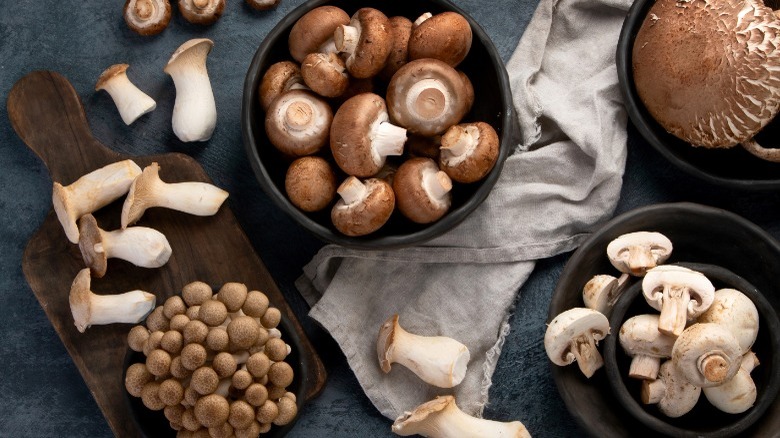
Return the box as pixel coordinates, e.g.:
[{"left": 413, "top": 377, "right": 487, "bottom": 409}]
[
  {"left": 258, "top": 5, "right": 501, "bottom": 236},
  {"left": 125, "top": 282, "right": 299, "bottom": 435},
  {"left": 124, "top": 0, "right": 280, "bottom": 35}
]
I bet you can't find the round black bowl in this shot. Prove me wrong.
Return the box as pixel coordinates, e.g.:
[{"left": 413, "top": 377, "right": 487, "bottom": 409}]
[
  {"left": 242, "top": 0, "right": 514, "bottom": 249},
  {"left": 603, "top": 263, "right": 780, "bottom": 438},
  {"left": 616, "top": 0, "right": 780, "bottom": 190},
  {"left": 548, "top": 202, "right": 780, "bottom": 437}
]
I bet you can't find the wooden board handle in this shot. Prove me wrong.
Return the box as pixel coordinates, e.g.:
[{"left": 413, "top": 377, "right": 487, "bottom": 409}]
[{"left": 6, "top": 70, "right": 121, "bottom": 184}]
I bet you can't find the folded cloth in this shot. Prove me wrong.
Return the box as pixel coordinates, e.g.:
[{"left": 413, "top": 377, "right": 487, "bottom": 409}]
[{"left": 296, "top": 0, "right": 632, "bottom": 420}]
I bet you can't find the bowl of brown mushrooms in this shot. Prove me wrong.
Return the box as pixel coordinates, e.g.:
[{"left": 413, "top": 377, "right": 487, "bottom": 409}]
[
  {"left": 242, "top": 0, "right": 514, "bottom": 249},
  {"left": 616, "top": 0, "right": 780, "bottom": 190},
  {"left": 546, "top": 202, "right": 780, "bottom": 437}
]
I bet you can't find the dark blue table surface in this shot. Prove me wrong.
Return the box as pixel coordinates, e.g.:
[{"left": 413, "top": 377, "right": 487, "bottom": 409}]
[{"left": 1, "top": 1, "right": 778, "bottom": 437}]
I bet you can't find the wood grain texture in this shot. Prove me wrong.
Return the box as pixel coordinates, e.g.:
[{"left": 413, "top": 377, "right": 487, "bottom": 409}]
[{"left": 7, "top": 71, "right": 326, "bottom": 438}]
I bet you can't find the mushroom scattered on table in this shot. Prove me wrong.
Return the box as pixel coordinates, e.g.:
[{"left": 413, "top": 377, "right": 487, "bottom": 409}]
[
  {"left": 672, "top": 322, "right": 742, "bottom": 387},
  {"left": 619, "top": 314, "right": 675, "bottom": 380},
  {"left": 288, "top": 6, "right": 350, "bottom": 62},
  {"left": 331, "top": 176, "right": 395, "bottom": 236},
  {"left": 582, "top": 274, "right": 630, "bottom": 317},
  {"left": 334, "top": 8, "right": 392, "bottom": 78},
  {"left": 177, "top": 0, "right": 225, "bottom": 25},
  {"left": 642, "top": 265, "right": 715, "bottom": 336},
  {"left": 265, "top": 89, "right": 333, "bottom": 157},
  {"left": 544, "top": 307, "right": 610, "bottom": 378},
  {"left": 439, "top": 122, "right": 499, "bottom": 183},
  {"left": 393, "top": 158, "right": 452, "bottom": 224},
  {"left": 123, "top": 0, "right": 172, "bottom": 35},
  {"left": 95, "top": 64, "right": 156, "bottom": 125},
  {"left": 408, "top": 11, "right": 473, "bottom": 67},
  {"left": 641, "top": 360, "right": 701, "bottom": 418},
  {"left": 164, "top": 38, "right": 217, "bottom": 143},
  {"left": 703, "top": 351, "right": 759, "bottom": 414}
]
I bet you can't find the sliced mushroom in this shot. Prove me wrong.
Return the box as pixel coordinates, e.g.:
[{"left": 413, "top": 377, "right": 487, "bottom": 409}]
[
  {"left": 619, "top": 314, "right": 675, "bottom": 380},
  {"left": 178, "top": 0, "right": 225, "bottom": 25},
  {"left": 330, "top": 93, "right": 407, "bottom": 177},
  {"left": 642, "top": 265, "right": 715, "bottom": 336},
  {"left": 164, "top": 38, "right": 217, "bottom": 142},
  {"left": 702, "top": 351, "right": 759, "bottom": 414},
  {"left": 380, "top": 16, "right": 413, "bottom": 80},
  {"left": 331, "top": 176, "right": 394, "bottom": 236},
  {"left": 124, "top": 0, "right": 172, "bottom": 35},
  {"left": 301, "top": 52, "right": 349, "bottom": 98},
  {"left": 408, "top": 12, "right": 472, "bottom": 67},
  {"left": 606, "top": 231, "right": 673, "bottom": 276},
  {"left": 285, "top": 156, "right": 336, "bottom": 212},
  {"left": 258, "top": 61, "right": 307, "bottom": 112},
  {"left": 288, "top": 6, "right": 350, "bottom": 62},
  {"left": 377, "top": 314, "right": 470, "bottom": 388},
  {"left": 95, "top": 64, "right": 156, "bottom": 125},
  {"left": 582, "top": 273, "right": 630, "bottom": 317},
  {"left": 387, "top": 59, "right": 470, "bottom": 136},
  {"left": 697, "top": 288, "right": 759, "bottom": 354},
  {"left": 672, "top": 322, "right": 743, "bottom": 387},
  {"left": 641, "top": 360, "right": 701, "bottom": 418},
  {"left": 245, "top": 0, "right": 280, "bottom": 10},
  {"left": 334, "top": 8, "right": 392, "bottom": 78},
  {"left": 544, "top": 307, "right": 610, "bottom": 378},
  {"left": 393, "top": 158, "right": 452, "bottom": 224},
  {"left": 439, "top": 122, "right": 499, "bottom": 183},
  {"left": 265, "top": 90, "right": 333, "bottom": 157}
]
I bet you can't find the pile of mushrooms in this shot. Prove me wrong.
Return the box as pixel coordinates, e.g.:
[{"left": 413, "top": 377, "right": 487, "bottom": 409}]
[
  {"left": 124, "top": 0, "right": 280, "bottom": 35},
  {"left": 125, "top": 282, "right": 298, "bottom": 436},
  {"left": 259, "top": 5, "right": 501, "bottom": 236}
]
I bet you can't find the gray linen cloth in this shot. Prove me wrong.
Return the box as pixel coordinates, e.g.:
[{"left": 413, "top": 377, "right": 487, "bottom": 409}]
[{"left": 296, "top": 0, "right": 632, "bottom": 420}]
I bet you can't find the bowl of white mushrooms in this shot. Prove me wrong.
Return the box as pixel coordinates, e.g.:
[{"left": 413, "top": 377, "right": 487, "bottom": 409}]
[
  {"left": 546, "top": 202, "right": 780, "bottom": 437},
  {"left": 242, "top": 0, "right": 513, "bottom": 249},
  {"left": 616, "top": 0, "right": 780, "bottom": 190}
]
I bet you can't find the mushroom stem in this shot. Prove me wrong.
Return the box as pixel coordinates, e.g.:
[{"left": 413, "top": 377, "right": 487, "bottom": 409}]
[
  {"left": 640, "top": 360, "right": 701, "bottom": 417},
  {"left": 334, "top": 24, "right": 360, "bottom": 55},
  {"left": 406, "top": 78, "right": 450, "bottom": 121},
  {"left": 697, "top": 351, "right": 731, "bottom": 383},
  {"left": 371, "top": 120, "right": 407, "bottom": 159},
  {"left": 741, "top": 138, "right": 780, "bottom": 162},
  {"left": 629, "top": 355, "right": 662, "bottom": 380},
  {"left": 136, "top": 0, "right": 155, "bottom": 18},
  {"left": 69, "top": 269, "right": 155, "bottom": 333},
  {"left": 96, "top": 65, "right": 157, "bottom": 125},
  {"left": 337, "top": 177, "right": 368, "bottom": 205},
  {"left": 284, "top": 101, "right": 314, "bottom": 130},
  {"left": 440, "top": 124, "right": 479, "bottom": 162},
  {"left": 422, "top": 169, "right": 453, "bottom": 201},
  {"left": 97, "top": 227, "right": 172, "bottom": 268},
  {"left": 413, "top": 12, "right": 433, "bottom": 28},
  {"left": 569, "top": 333, "right": 604, "bottom": 378},
  {"left": 658, "top": 285, "right": 691, "bottom": 336}
]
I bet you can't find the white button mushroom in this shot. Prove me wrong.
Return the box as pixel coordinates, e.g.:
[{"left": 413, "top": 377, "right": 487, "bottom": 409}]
[
  {"left": 69, "top": 268, "right": 156, "bottom": 333},
  {"left": 53, "top": 159, "right": 142, "bottom": 243},
  {"left": 408, "top": 12, "right": 473, "bottom": 67},
  {"left": 606, "top": 231, "right": 673, "bottom": 276},
  {"left": 439, "top": 122, "right": 500, "bottom": 183},
  {"left": 642, "top": 265, "right": 715, "bottom": 337},
  {"left": 391, "top": 395, "right": 531, "bottom": 438},
  {"left": 582, "top": 273, "right": 629, "bottom": 317},
  {"left": 703, "top": 351, "right": 759, "bottom": 414},
  {"left": 258, "top": 61, "right": 308, "bottom": 112},
  {"left": 544, "top": 307, "right": 610, "bottom": 378},
  {"left": 77, "top": 214, "right": 172, "bottom": 278},
  {"left": 641, "top": 359, "right": 701, "bottom": 418},
  {"left": 619, "top": 314, "right": 676, "bottom": 380},
  {"left": 120, "top": 162, "right": 229, "bottom": 228},
  {"left": 164, "top": 38, "right": 217, "bottom": 143},
  {"left": 265, "top": 90, "right": 333, "bottom": 157},
  {"left": 124, "top": 0, "right": 172, "bottom": 36},
  {"left": 95, "top": 64, "right": 156, "bottom": 125},
  {"left": 333, "top": 8, "right": 392, "bottom": 79},
  {"left": 331, "top": 176, "right": 394, "bottom": 237},
  {"left": 672, "top": 322, "right": 743, "bottom": 387},
  {"left": 377, "top": 314, "right": 470, "bottom": 389},
  {"left": 178, "top": 0, "right": 225, "bottom": 25},
  {"left": 697, "top": 288, "right": 759, "bottom": 354},
  {"left": 287, "top": 6, "right": 350, "bottom": 62},
  {"left": 393, "top": 158, "right": 452, "bottom": 224}
]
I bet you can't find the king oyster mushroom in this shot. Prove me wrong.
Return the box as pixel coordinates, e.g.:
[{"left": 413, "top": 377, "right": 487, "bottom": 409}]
[
  {"left": 265, "top": 90, "right": 333, "bottom": 157},
  {"left": 334, "top": 8, "right": 392, "bottom": 79},
  {"left": 124, "top": 0, "right": 172, "bottom": 35},
  {"left": 642, "top": 265, "right": 715, "bottom": 336},
  {"left": 408, "top": 12, "right": 473, "bottom": 67},
  {"left": 703, "top": 351, "right": 759, "bottom": 414},
  {"left": 544, "top": 307, "right": 610, "bottom": 378},
  {"left": 178, "top": 0, "right": 225, "bottom": 25},
  {"left": 438, "top": 122, "right": 499, "bottom": 183},
  {"left": 164, "top": 38, "right": 217, "bottom": 142},
  {"left": 95, "top": 64, "right": 156, "bottom": 126},
  {"left": 288, "top": 6, "right": 350, "bottom": 62},
  {"left": 633, "top": 0, "right": 780, "bottom": 161}
]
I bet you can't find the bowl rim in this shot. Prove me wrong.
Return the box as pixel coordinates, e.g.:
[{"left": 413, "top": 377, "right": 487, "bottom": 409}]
[
  {"left": 616, "top": 0, "right": 780, "bottom": 191},
  {"left": 241, "top": 0, "right": 515, "bottom": 250}
]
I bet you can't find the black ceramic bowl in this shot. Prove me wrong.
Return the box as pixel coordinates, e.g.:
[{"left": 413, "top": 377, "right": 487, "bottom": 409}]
[
  {"left": 548, "top": 202, "right": 780, "bottom": 437},
  {"left": 603, "top": 263, "right": 780, "bottom": 438},
  {"left": 616, "top": 0, "right": 780, "bottom": 190},
  {"left": 242, "top": 0, "right": 514, "bottom": 249}
]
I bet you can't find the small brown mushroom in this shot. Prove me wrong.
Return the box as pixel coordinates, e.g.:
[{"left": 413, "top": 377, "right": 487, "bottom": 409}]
[
  {"left": 198, "top": 299, "right": 228, "bottom": 327},
  {"left": 141, "top": 381, "right": 166, "bottom": 411},
  {"left": 207, "top": 422, "right": 234, "bottom": 438},
  {"left": 268, "top": 361, "right": 294, "bottom": 388},
  {"left": 258, "top": 61, "right": 307, "bottom": 112},
  {"left": 255, "top": 400, "right": 279, "bottom": 424},
  {"left": 146, "top": 349, "right": 172, "bottom": 377},
  {"left": 232, "top": 369, "right": 253, "bottom": 390},
  {"left": 334, "top": 8, "right": 392, "bottom": 78},
  {"left": 169, "top": 314, "right": 190, "bottom": 332},
  {"left": 183, "top": 282, "right": 213, "bottom": 307},
  {"left": 245, "top": 383, "right": 269, "bottom": 406},
  {"left": 285, "top": 156, "right": 337, "bottom": 212},
  {"left": 164, "top": 404, "right": 186, "bottom": 424},
  {"left": 158, "top": 378, "right": 185, "bottom": 406},
  {"left": 264, "top": 337, "right": 289, "bottom": 362},
  {"left": 288, "top": 6, "right": 350, "bottom": 62},
  {"left": 408, "top": 12, "right": 472, "bottom": 67},
  {"left": 194, "top": 394, "right": 230, "bottom": 428},
  {"left": 146, "top": 306, "right": 170, "bottom": 333},
  {"left": 229, "top": 400, "right": 256, "bottom": 430},
  {"left": 242, "top": 291, "right": 270, "bottom": 317},
  {"left": 246, "top": 352, "right": 272, "bottom": 378},
  {"left": 124, "top": 0, "right": 172, "bottom": 36},
  {"left": 191, "top": 366, "right": 220, "bottom": 395},
  {"left": 393, "top": 158, "right": 452, "bottom": 224},
  {"left": 206, "top": 327, "right": 230, "bottom": 352},
  {"left": 228, "top": 316, "right": 261, "bottom": 350},
  {"left": 178, "top": 0, "right": 225, "bottom": 25},
  {"left": 217, "top": 283, "right": 248, "bottom": 313},
  {"left": 245, "top": 0, "right": 280, "bottom": 10},
  {"left": 274, "top": 396, "right": 298, "bottom": 426},
  {"left": 439, "top": 122, "right": 499, "bottom": 183},
  {"left": 380, "top": 16, "right": 413, "bottom": 80},
  {"left": 163, "top": 296, "right": 186, "bottom": 319},
  {"left": 265, "top": 90, "right": 333, "bottom": 157},
  {"left": 170, "top": 356, "right": 191, "bottom": 379},
  {"left": 143, "top": 331, "right": 165, "bottom": 357},
  {"left": 181, "top": 343, "right": 208, "bottom": 370},
  {"left": 260, "top": 307, "right": 281, "bottom": 329},
  {"left": 183, "top": 319, "right": 209, "bottom": 344},
  {"left": 331, "top": 177, "right": 395, "bottom": 236},
  {"left": 301, "top": 52, "right": 349, "bottom": 98},
  {"left": 235, "top": 421, "right": 263, "bottom": 438},
  {"left": 125, "top": 362, "right": 153, "bottom": 397},
  {"left": 128, "top": 325, "right": 150, "bottom": 352}
]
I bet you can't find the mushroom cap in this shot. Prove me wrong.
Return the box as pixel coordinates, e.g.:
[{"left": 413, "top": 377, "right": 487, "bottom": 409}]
[
  {"left": 642, "top": 265, "right": 716, "bottom": 316},
  {"left": 232, "top": 369, "right": 253, "bottom": 390},
  {"left": 191, "top": 366, "right": 220, "bottom": 395},
  {"left": 301, "top": 52, "right": 349, "bottom": 98},
  {"left": 245, "top": 384, "right": 269, "bottom": 407},
  {"left": 260, "top": 307, "right": 281, "bottom": 329},
  {"left": 69, "top": 268, "right": 94, "bottom": 333},
  {"left": 377, "top": 314, "right": 399, "bottom": 373},
  {"left": 697, "top": 288, "right": 759, "bottom": 353},
  {"left": 146, "top": 306, "right": 170, "bottom": 332},
  {"left": 258, "top": 61, "right": 305, "bottom": 112},
  {"left": 95, "top": 64, "right": 130, "bottom": 92},
  {"left": 265, "top": 90, "right": 333, "bottom": 157},
  {"left": 227, "top": 316, "right": 261, "bottom": 350},
  {"left": 582, "top": 274, "right": 620, "bottom": 315},
  {"left": 268, "top": 361, "right": 294, "bottom": 388},
  {"left": 198, "top": 299, "right": 228, "bottom": 327},
  {"left": 158, "top": 378, "right": 185, "bottom": 406},
  {"left": 393, "top": 158, "right": 452, "bottom": 224},
  {"left": 183, "top": 319, "right": 209, "bottom": 344},
  {"left": 146, "top": 349, "right": 172, "bottom": 377},
  {"left": 121, "top": 162, "right": 164, "bottom": 228},
  {"left": 246, "top": 352, "right": 271, "bottom": 378},
  {"left": 181, "top": 343, "right": 208, "bottom": 370},
  {"left": 256, "top": 400, "right": 279, "bottom": 424},
  {"left": 387, "top": 58, "right": 469, "bottom": 136},
  {"left": 439, "top": 122, "right": 500, "bottom": 183},
  {"left": 242, "top": 291, "right": 269, "bottom": 318},
  {"left": 273, "top": 396, "right": 298, "bottom": 426},
  {"left": 331, "top": 177, "right": 395, "bottom": 236},
  {"left": 245, "top": 0, "right": 280, "bottom": 10},
  {"left": 619, "top": 314, "right": 675, "bottom": 358},
  {"left": 408, "top": 12, "right": 472, "bottom": 67},
  {"left": 164, "top": 38, "right": 214, "bottom": 74},
  {"left": 141, "top": 381, "right": 166, "bottom": 411},
  {"left": 163, "top": 295, "right": 187, "bottom": 319},
  {"left": 380, "top": 16, "right": 413, "bottom": 80},
  {"left": 183, "top": 281, "right": 213, "bottom": 307},
  {"left": 170, "top": 314, "right": 190, "bottom": 332},
  {"left": 177, "top": 0, "right": 225, "bottom": 25},
  {"left": 285, "top": 156, "right": 337, "bottom": 212},
  {"left": 702, "top": 352, "right": 759, "bottom": 414},
  {"left": 128, "top": 325, "right": 151, "bottom": 352},
  {"left": 207, "top": 422, "right": 234, "bottom": 438},
  {"left": 123, "top": 0, "right": 172, "bottom": 36},
  {"left": 672, "top": 322, "right": 743, "bottom": 387},
  {"left": 160, "top": 330, "right": 183, "bottom": 354},
  {"left": 288, "top": 6, "right": 350, "bottom": 62},
  {"left": 641, "top": 360, "right": 702, "bottom": 418},
  {"left": 217, "top": 282, "right": 248, "bottom": 313},
  {"left": 606, "top": 231, "right": 673, "bottom": 276},
  {"left": 144, "top": 331, "right": 165, "bottom": 357},
  {"left": 543, "top": 307, "right": 610, "bottom": 367},
  {"left": 125, "top": 362, "right": 153, "bottom": 397},
  {"left": 391, "top": 395, "right": 452, "bottom": 435},
  {"left": 632, "top": 0, "right": 780, "bottom": 148},
  {"left": 194, "top": 394, "right": 230, "bottom": 428},
  {"left": 337, "top": 8, "right": 392, "bottom": 78},
  {"left": 212, "top": 352, "right": 238, "bottom": 379}
]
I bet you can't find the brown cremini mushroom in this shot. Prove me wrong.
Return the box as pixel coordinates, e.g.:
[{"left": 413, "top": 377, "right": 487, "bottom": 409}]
[
  {"left": 285, "top": 156, "right": 337, "bottom": 213},
  {"left": 409, "top": 12, "right": 472, "bottom": 67},
  {"left": 288, "top": 6, "right": 350, "bottom": 62},
  {"left": 265, "top": 90, "right": 333, "bottom": 157},
  {"left": 178, "top": 0, "right": 225, "bottom": 25},
  {"left": 183, "top": 282, "right": 213, "bottom": 307},
  {"left": 334, "top": 8, "right": 392, "bottom": 78},
  {"left": 393, "top": 158, "right": 452, "bottom": 224},
  {"left": 245, "top": 0, "right": 280, "bottom": 10},
  {"left": 128, "top": 325, "right": 150, "bottom": 352},
  {"left": 331, "top": 177, "right": 395, "bottom": 236},
  {"left": 124, "top": 0, "right": 172, "bottom": 35},
  {"left": 301, "top": 52, "right": 349, "bottom": 98},
  {"left": 380, "top": 16, "right": 413, "bottom": 80},
  {"left": 439, "top": 122, "right": 499, "bottom": 183},
  {"left": 258, "top": 61, "right": 307, "bottom": 112}
]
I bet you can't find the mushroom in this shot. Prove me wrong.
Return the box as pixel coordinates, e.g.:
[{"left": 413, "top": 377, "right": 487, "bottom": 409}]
[
  {"left": 330, "top": 93, "right": 407, "bottom": 177},
  {"left": 380, "top": 16, "right": 413, "bottom": 80},
  {"left": 632, "top": 0, "right": 780, "bottom": 158},
  {"left": 77, "top": 214, "right": 172, "bottom": 278},
  {"left": 265, "top": 89, "right": 333, "bottom": 157},
  {"left": 697, "top": 288, "right": 759, "bottom": 354},
  {"left": 582, "top": 274, "right": 630, "bottom": 317},
  {"left": 95, "top": 64, "right": 156, "bottom": 125},
  {"left": 264, "top": 337, "right": 290, "bottom": 362},
  {"left": 642, "top": 265, "right": 715, "bottom": 337},
  {"left": 53, "top": 159, "right": 142, "bottom": 243},
  {"left": 331, "top": 177, "right": 395, "bottom": 236},
  {"left": 672, "top": 323, "right": 743, "bottom": 387},
  {"left": 386, "top": 59, "right": 470, "bottom": 136},
  {"left": 641, "top": 360, "right": 701, "bottom": 418},
  {"left": 606, "top": 231, "right": 673, "bottom": 276},
  {"left": 334, "top": 8, "right": 392, "bottom": 78},
  {"left": 258, "top": 61, "right": 307, "bottom": 112},
  {"left": 703, "top": 351, "right": 759, "bottom": 414},
  {"left": 619, "top": 314, "right": 676, "bottom": 380},
  {"left": 242, "top": 290, "right": 269, "bottom": 318},
  {"left": 177, "top": 0, "right": 225, "bottom": 25},
  {"left": 377, "top": 314, "right": 470, "bottom": 388},
  {"left": 301, "top": 52, "right": 349, "bottom": 98},
  {"left": 740, "top": 138, "right": 780, "bottom": 163},
  {"left": 544, "top": 307, "right": 610, "bottom": 378},
  {"left": 68, "top": 268, "right": 156, "bottom": 333},
  {"left": 120, "top": 162, "right": 229, "bottom": 228},
  {"left": 245, "top": 0, "right": 280, "bottom": 10},
  {"left": 194, "top": 394, "right": 230, "bottom": 428},
  {"left": 285, "top": 156, "right": 337, "bottom": 212},
  {"left": 229, "top": 400, "right": 256, "bottom": 430},
  {"left": 183, "top": 281, "right": 213, "bottom": 307},
  {"left": 274, "top": 396, "right": 298, "bottom": 426},
  {"left": 408, "top": 12, "right": 472, "bottom": 67},
  {"left": 393, "top": 158, "right": 452, "bottom": 224},
  {"left": 123, "top": 0, "right": 172, "bottom": 35},
  {"left": 438, "top": 122, "right": 499, "bottom": 183},
  {"left": 288, "top": 6, "right": 350, "bottom": 62},
  {"left": 164, "top": 38, "right": 217, "bottom": 142},
  {"left": 391, "top": 395, "right": 531, "bottom": 438}
]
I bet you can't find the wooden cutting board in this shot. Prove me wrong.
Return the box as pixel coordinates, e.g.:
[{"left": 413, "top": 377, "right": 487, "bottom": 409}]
[{"left": 6, "top": 70, "right": 326, "bottom": 437}]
